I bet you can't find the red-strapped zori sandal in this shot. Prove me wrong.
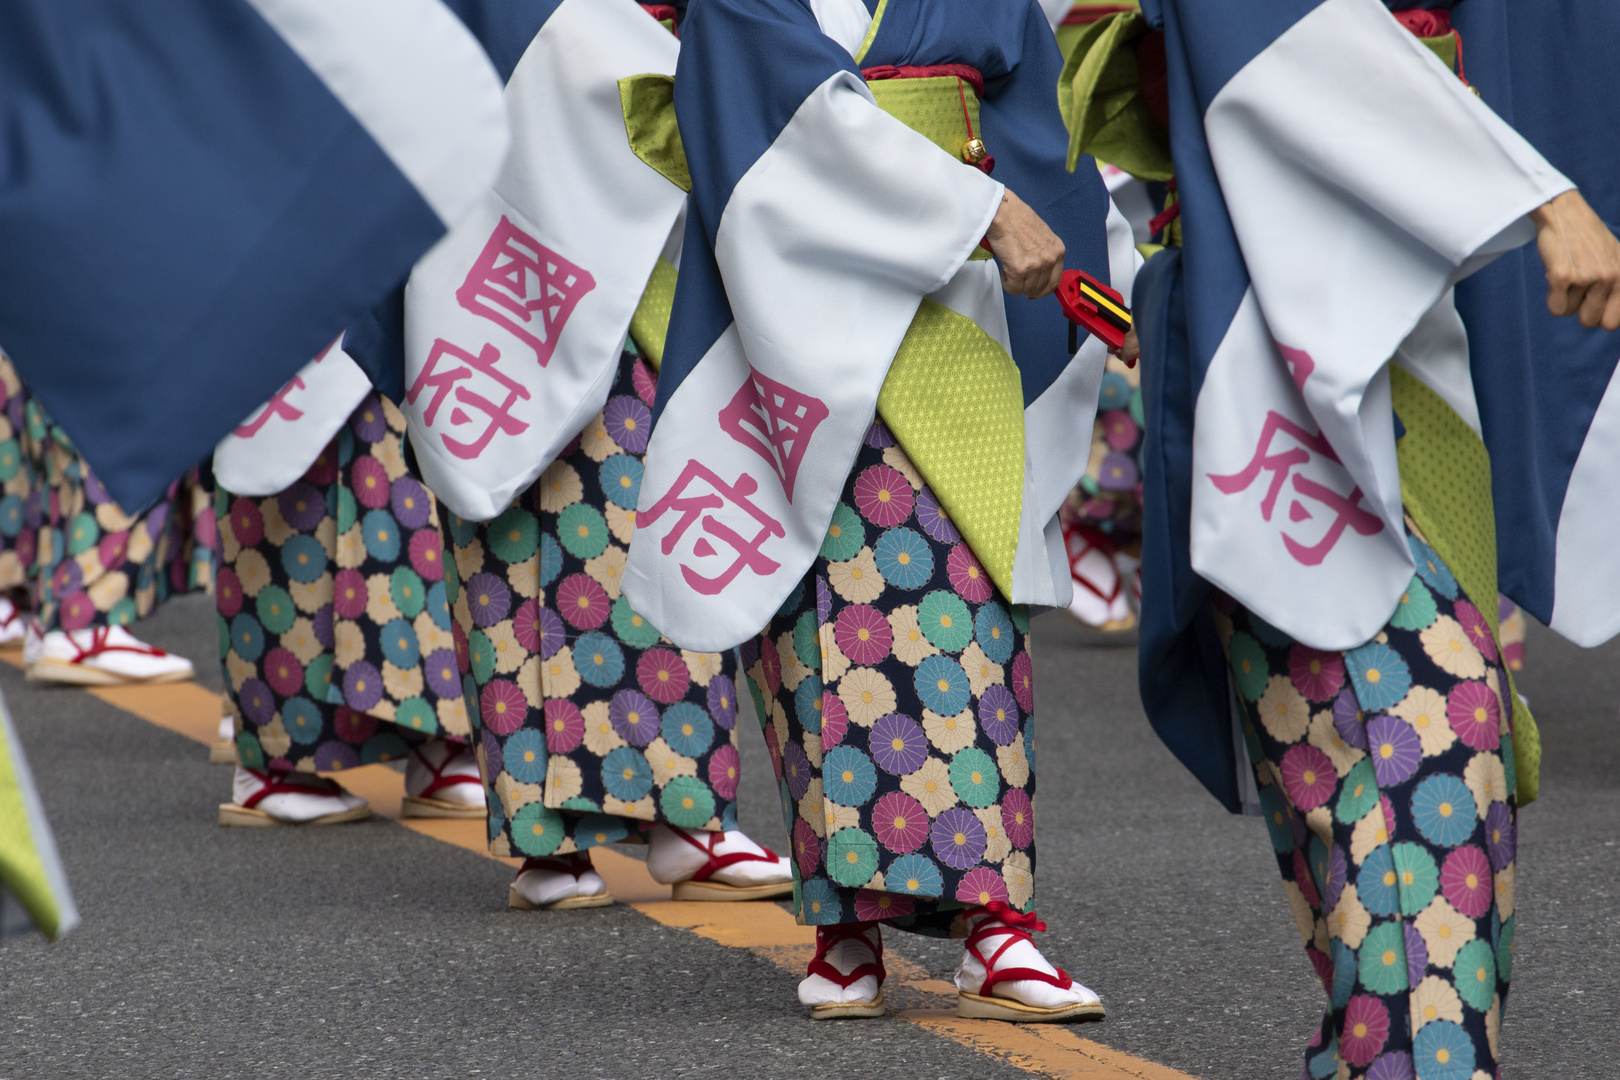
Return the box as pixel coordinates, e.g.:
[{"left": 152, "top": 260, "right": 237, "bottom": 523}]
[
  {"left": 806, "top": 922, "right": 887, "bottom": 1020},
  {"left": 662, "top": 825, "right": 792, "bottom": 902},
  {"left": 956, "top": 902, "right": 1105, "bottom": 1022},
  {"left": 509, "top": 852, "right": 613, "bottom": 911}
]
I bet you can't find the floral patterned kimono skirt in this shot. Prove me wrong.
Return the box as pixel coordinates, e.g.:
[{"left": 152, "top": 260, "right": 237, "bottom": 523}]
[
  {"left": 217, "top": 393, "right": 471, "bottom": 772},
  {"left": 446, "top": 350, "right": 743, "bottom": 857},
  {"left": 745, "top": 421, "right": 1037, "bottom": 936}
]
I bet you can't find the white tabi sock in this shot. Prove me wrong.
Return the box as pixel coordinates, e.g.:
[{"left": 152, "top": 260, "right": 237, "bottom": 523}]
[
  {"left": 645, "top": 825, "right": 791, "bottom": 887},
  {"left": 230, "top": 766, "right": 366, "bottom": 823},
  {"left": 799, "top": 924, "right": 883, "bottom": 1006},
  {"left": 954, "top": 909, "right": 1101, "bottom": 1010},
  {"left": 404, "top": 739, "right": 485, "bottom": 807},
  {"left": 512, "top": 854, "right": 607, "bottom": 907}
]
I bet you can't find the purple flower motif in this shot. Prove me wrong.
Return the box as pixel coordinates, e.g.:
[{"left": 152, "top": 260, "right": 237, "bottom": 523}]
[
  {"left": 782, "top": 741, "right": 812, "bottom": 800},
  {"left": 930, "top": 807, "right": 988, "bottom": 870},
  {"left": 279, "top": 482, "right": 327, "bottom": 531},
  {"left": 1366, "top": 1052, "right": 1415, "bottom": 1080},
  {"left": 51, "top": 559, "right": 83, "bottom": 596},
  {"left": 1096, "top": 451, "right": 1140, "bottom": 491},
  {"left": 914, "top": 488, "right": 960, "bottom": 545},
  {"left": 863, "top": 422, "right": 896, "bottom": 449},
  {"left": 708, "top": 674, "right": 738, "bottom": 731},
  {"left": 816, "top": 575, "right": 833, "bottom": 624},
  {"left": 1325, "top": 843, "right": 1348, "bottom": 913},
  {"left": 314, "top": 742, "right": 360, "bottom": 772},
  {"left": 1404, "top": 922, "right": 1428, "bottom": 987},
  {"left": 871, "top": 713, "right": 928, "bottom": 775},
  {"left": 481, "top": 729, "right": 504, "bottom": 779},
  {"left": 609, "top": 689, "right": 659, "bottom": 747},
  {"left": 737, "top": 638, "right": 760, "bottom": 672},
  {"left": 312, "top": 603, "right": 335, "bottom": 649},
  {"left": 349, "top": 394, "right": 388, "bottom": 442},
  {"left": 238, "top": 678, "right": 276, "bottom": 726},
  {"left": 602, "top": 395, "right": 652, "bottom": 454},
  {"left": 83, "top": 471, "right": 111, "bottom": 506},
  {"left": 1332, "top": 687, "right": 1367, "bottom": 749},
  {"left": 390, "top": 476, "right": 432, "bottom": 529},
  {"left": 343, "top": 661, "right": 384, "bottom": 712},
  {"left": 423, "top": 648, "right": 461, "bottom": 699},
  {"left": 1366, "top": 713, "right": 1422, "bottom": 788},
  {"left": 536, "top": 606, "right": 566, "bottom": 660},
  {"left": 1486, "top": 800, "right": 1516, "bottom": 871},
  {"left": 143, "top": 501, "right": 171, "bottom": 538},
  {"left": 978, "top": 686, "right": 1021, "bottom": 747},
  {"left": 465, "top": 572, "right": 512, "bottom": 628}
]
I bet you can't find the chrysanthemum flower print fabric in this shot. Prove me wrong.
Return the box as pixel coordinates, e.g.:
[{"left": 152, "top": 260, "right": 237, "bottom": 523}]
[
  {"left": 747, "top": 421, "right": 1037, "bottom": 936},
  {"left": 1063, "top": 354, "right": 1143, "bottom": 543},
  {"left": 447, "top": 351, "right": 741, "bottom": 858},
  {"left": 218, "top": 394, "right": 470, "bottom": 772},
  {"left": 1221, "top": 523, "right": 1515, "bottom": 1080}
]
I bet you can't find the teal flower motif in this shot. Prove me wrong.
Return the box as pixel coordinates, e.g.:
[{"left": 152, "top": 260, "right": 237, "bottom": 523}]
[
  {"left": 255, "top": 585, "right": 296, "bottom": 635},
  {"left": 661, "top": 701, "right": 714, "bottom": 757},
  {"left": 575, "top": 631, "right": 625, "bottom": 688},
  {"left": 390, "top": 567, "right": 426, "bottom": 618},
  {"left": 281, "top": 535, "right": 328, "bottom": 584},
  {"left": 1496, "top": 914, "right": 1515, "bottom": 982},
  {"left": 599, "top": 454, "right": 644, "bottom": 510},
  {"left": 1357, "top": 921, "right": 1410, "bottom": 995},
  {"left": 558, "top": 503, "right": 609, "bottom": 559},
  {"left": 1408, "top": 535, "right": 1459, "bottom": 600},
  {"left": 794, "top": 675, "right": 824, "bottom": 734},
  {"left": 574, "top": 813, "right": 629, "bottom": 847},
  {"left": 827, "top": 828, "right": 880, "bottom": 887},
  {"left": 1307, "top": 1036, "right": 1339, "bottom": 1080},
  {"left": 1011, "top": 605, "right": 1030, "bottom": 634},
  {"left": 1260, "top": 784, "right": 1296, "bottom": 854},
  {"left": 1336, "top": 759, "right": 1380, "bottom": 824},
  {"left": 468, "top": 628, "right": 496, "bottom": 684},
  {"left": 874, "top": 527, "right": 933, "bottom": 590},
  {"left": 361, "top": 508, "right": 400, "bottom": 560},
  {"left": 395, "top": 697, "right": 438, "bottom": 736},
  {"left": 917, "top": 590, "right": 972, "bottom": 653},
  {"left": 1390, "top": 576, "right": 1438, "bottom": 631},
  {"left": 824, "top": 746, "right": 878, "bottom": 806},
  {"left": 487, "top": 506, "right": 540, "bottom": 562},
  {"left": 505, "top": 729, "right": 548, "bottom": 783},
  {"left": 538, "top": 533, "right": 563, "bottom": 586},
  {"left": 949, "top": 747, "right": 1000, "bottom": 808},
  {"left": 774, "top": 580, "right": 806, "bottom": 622},
  {"left": 793, "top": 610, "right": 821, "bottom": 672},
  {"left": 915, "top": 655, "right": 970, "bottom": 715},
  {"left": 1413, "top": 1019, "right": 1473, "bottom": 1080},
  {"left": 1411, "top": 773, "right": 1477, "bottom": 848},
  {"left": 234, "top": 732, "right": 264, "bottom": 770},
  {"left": 820, "top": 502, "right": 865, "bottom": 562},
  {"left": 661, "top": 776, "right": 717, "bottom": 827},
  {"left": 1360, "top": 848, "right": 1399, "bottom": 917},
  {"left": 305, "top": 654, "right": 336, "bottom": 702},
  {"left": 379, "top": 617, "right": 420, "bottom": 668},
  {"left": 1330, "top": 939, "right": 1356, "bottom": 1009},
  {"left": 1345, "top": 641, "right": 1411, "bottom": 711},
  {"left": 801, "top": 878, "right": 845, "bottom": 924},
  {"left": 974, "top": 602, "right": 1015, "bottom": 664},
  {"left": 1392, "top": 842, "right": 1440, "bottom": 915},
  {"left": 885, "top": 853, "right": 945, "bottom": 897},
  {"left": 602, "top": 746, "right": 653, "bottom": 801},
  {"left": 611, "top": 595, "right": 662, "bottom": 649},
  {"left": 511, "top": 803, "right": 566, "bottom": 856},
  {"left": 1454, "top": 937, "right": 1498, "bottom": 1011},
  {"left": 283, "top": 697, "right": 323, "bottom": 746},
  {"left": 1228, "top": 632, "right": 1270, "bottom": 702}
]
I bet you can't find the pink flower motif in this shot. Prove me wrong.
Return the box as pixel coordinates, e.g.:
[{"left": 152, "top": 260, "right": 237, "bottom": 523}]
[
  {"left": 333, "top": 706, "right": 376, "bottom": 745},
  {"left": 946, "top": 543, "right": 994, "bottom": 604},
  {"left": 216, "top": 567, "right": 244, "bottom": 618},
  {"left": 263, "top": 647, "right": 305, "bottom": 698},
  {"left": 631, "top": 358, "right": 658, "bottom": 408},
  {"left": 1454, "top": 599, "right": 1498, "bottom": 663},
  {"left": 793, "top": 819, "right": 821, "bottom": 878},
  {"left": 1288, "top": 644, "right": 1345, "bottom": 702},
  {"left": 544, "top": 699, "right": 583, "bottom": 753},
  {"left": 351, "top": 455, "right": 391, "bottom": 509},
  {"left": 872, "top": 791, "right": 929, "bottom": 853},
  {"left": 835, "top": 604, "right": 893, "bottom": 667},
  {"left": 1293, "top": 847, "right": 1321, "bottom": 908},
  {"left": 480, "top": 679, "right": 527, "bottom": 736},
  {"left": 556, "top": 573, "right": 610, "bottom": 630},
  {"left": 820, "top": 691, "right": 849, "bottom": 749},
  {"left": 333, "top": 568, "right": 368, "bottom": 619},
  {"left": 1340, "top": 995, "right": 1390, "bottom": 1067},
  {"left": 1279, "top": 743, "right": 1337, "bottom": 812},
  {"left": 230, "top": 497, "right": 264, "bottom": 547},
  {"left": 409, "top": 528, "right": 445, "bottom": 581},
  {"left": 759, "top": 635, "right": 782, "bottom": 696},
  {"left": 854, "top": 889, "right": 914, "bottom": 923},
  {"left": 763, "top": 722, "right": 781, "bottom": 778},
  {"left": 1447, "top": 680, "right": 1502, "bottom": 751},
  {"left": 637, "top": 647, "right": 691, "bottom": 704},
  {"left": 512, "top": 599, "right": 541, "bottom": 652},
  {"left": 1011, "top": 652, "right": 1035, "bottom": 713},
  {"left": 1002, "top": 789, "right": 1035, "bottom": 848},
  {"left": 58, "top": 590, "right": 93, "bottom": 631},
  {"left": 302, "top": 443, "right": 339, "bottom": 486},
  {"left": 1103, "top": 411, "right": 1139, "bottom": 450},
  {"left": 452, "top": 621, "right": 471, "bottom": 675},
  {"left": 1306, "top": 947, "right": 1333, "bottom": 996},
  {"left": 852, "top": 464, "right": 915, "bottom": 527},
  {"left": 708, "top": 744, "right": 741, "bottom": 800},
  {"left": 1380, "top": 794, "right": 1397, "bottom": 840},
  {"left": 956, "top": 867, "right": 1011, "bottom": 907},
  {"left": 1441, "top": 845, "right": 1494, "bottom": 918},
  {"left": 98, "top": 531, "right": 129, "bottom": 572}
]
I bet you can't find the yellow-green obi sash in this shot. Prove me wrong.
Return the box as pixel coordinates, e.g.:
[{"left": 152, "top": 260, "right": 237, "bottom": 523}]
[
  {"left": 1392, "top": 367, "right": 1540, "bottom": 805},
  {"left": 866, "top": 76, "right": 1025, "bottom": 601}
]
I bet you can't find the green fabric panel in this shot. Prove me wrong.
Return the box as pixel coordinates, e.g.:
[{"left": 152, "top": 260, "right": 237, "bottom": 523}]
[
  {"left": 0, "top": 714, "right": 61, "bottom": 939},
  {"left": 1418, "top": 32, "right": 1459, "bottom": 73},
  {"left": 877, "top": 299, "right": 1025, "bottom": 600},
  {"left": 1058, "top": 12, "right": 1173, "bottom": 181},
  {"left": 1391, "top": 366, "right": 1540, "bottom": 805},
  {"left": 867, "top": 78, "right": 991, "bottom": 261},
  {"left": 619, "top": 74, "right": 691, "bottom": 193},
  {"left": 628, "top": 258, "right": 679, "bottom": 371}
]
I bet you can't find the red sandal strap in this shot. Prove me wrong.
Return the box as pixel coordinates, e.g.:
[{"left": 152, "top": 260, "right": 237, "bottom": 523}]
[
  {"left": 517, "top": 853, "right": 592, "bottom": 881},
  {"left": 807, "top": 922, "right": 885, "bottom": 990},
  {"left": 66, "top": 626, "right": 171, "bottom": 664},
  {"left": 665, "top": 825, "right": 783, "bottom": 883},
  {"left": 1063, "top": 523, "right": 1123, "bottom": 603},
  {"left": 964, "top": 902, "right": 1074, "bottom": 997},
  {"left": 239, "top": 768, "right": 346, "bottom": 811},
  {"left": 410, "top": 744, "right": 480, "bottom": 801}
]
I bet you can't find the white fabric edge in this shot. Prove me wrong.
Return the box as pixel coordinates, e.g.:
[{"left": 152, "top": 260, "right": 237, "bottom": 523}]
[
  {"left": 1551, "top": 356, "right": 1620, "bottom": 646},
  {"left": 1, "top": 697, "right": 78, "bottom": 939}
]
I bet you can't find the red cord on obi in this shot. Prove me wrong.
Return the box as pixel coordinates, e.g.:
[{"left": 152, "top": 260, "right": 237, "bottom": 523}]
[
  {"left": 1391, "top": 8, "right": 1470, "bottom": 85},
  {"left": 640, "top": 4, "right": 678, "bottom": 31}
]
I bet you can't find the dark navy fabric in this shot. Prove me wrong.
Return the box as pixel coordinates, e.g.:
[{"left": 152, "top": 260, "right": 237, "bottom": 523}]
[
  {"left": 438, "top": 0, "right": 563, "bottom": 82},
  {"left": 0, "top": 0, "right": 441, "bottom": 511}
]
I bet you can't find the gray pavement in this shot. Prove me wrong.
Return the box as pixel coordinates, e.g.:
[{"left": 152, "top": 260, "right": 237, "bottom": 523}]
[{"left": 2, "top": 594, "right": 1617, "bottom": 1079}]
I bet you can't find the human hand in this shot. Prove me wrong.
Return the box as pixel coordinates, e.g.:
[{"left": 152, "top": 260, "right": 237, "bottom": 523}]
[
  {"left": 985, "top": 189, "right": 1065, "bottom": 299},
  {"left": 1112, "top": 327, "right": 1140, "bottom": 368},
  {"left": 1530, "top": 189, "right": 1620, "bottom": 330}
]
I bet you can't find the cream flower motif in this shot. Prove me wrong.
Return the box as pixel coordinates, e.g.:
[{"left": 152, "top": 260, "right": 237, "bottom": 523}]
[
  {"left": 437, "top": 695, "right": 472, "bottom": 739},
  {"left": 771, "top": 700, "right": 790, "bottom": 758},
  {"left": 881, "top": 446, "right": 923, "bottom": 490},
  {"left": 225, "top": 652, "right": 257, "bottom": 692},
  {"left": 334, "top": 622, "right": 367, "bottom": 667},
  {"left": 374, "top": 431, "right": 408, "bottom": 481},
  {"left": 235, "top": 548, "right": 272, "bottom": 597},
  {"left": 515, "top": 655, "right": 543, "bottom": 709},
  {"left": 1326, "top": 883, "right": 1370, "bottom": 949},
  {"left": 1304, "top": 806, "right": 1333, "bottom": 847},
  {"left": 778, "top": 629, "right": 808, "bottom": 693},
  {"left": 1410, "top": 975, "right": 1464, "bottom": 1031},
  {"left": 314, "top": 516, "right": 337, "bottom": 554},
  {"left": 87, "top": 572, "right": 127, "bottom": 612},
  {"left": 823, "top": 799, "right": 862, "bottom": 835},
  {"left": 362, "top": 572, "right": 402, "bottom": 625},
  {"left": 1283, "top": 880, "right": 1316, "bottom": 946},
  {"left": 585, "top": 546, "right": 627, "bottom": 600},
  {"left": 489, "top": 832, "right": 513, "bottom": 858},
  {"left": 901, "top": 757, "right": 957, "bottom": 815},
  {"left": 798, "top": 778, "right": 826, "bottom": 838},
  {"left": 1392, "top": 685, "right": 1456, "bottom": 757},
  {"left": 537, "top": 460, "right": 584, "bottom": 512},
  {"left": 260, "top": 496, "right": 295, "bottom": 547},
  {"left": 280, "top": 618, "right": 324, "bottom": 666},
  {"left": 581, "top": 701, "right": 625, "bottom": 756},
  {"left": 541, "top": 646, "right": 581, "bottom": 699},
  {"left": 802, "top": 731, "right": 823, "bottom": 770},
  {"left": 505, "top": 557, "right": 541, "bottom": 600},
  {"left": 1486, "top": 669, "right": 1513, "bottom": 736},
  {"left": 828, "top": 547, "right": 887, "bottom": 605},
  {"left": 453, "top": 539, "right": 486, "bottom": 591},
  {"left": 1350, "top": 803, "right": 1392, "bottom": 865},
  {"left": 544, "top": 757, "right": 584, "bottom": 804},
  {"left": 485, "top": 622, "right": 525, "bottom": 675},
  {"left": 923, "top": 708, "right": 977, "bottom": 755},
  {"left": 996, "top": 740, "right": 1030, "bottom": 789},
  {"left": 646, "top": 737, "right": 699, "bottom": 786},
  {"left": 1414, "top": 896, "right": 1475, "bottom": 967},
  {"left": 603, "top": 794, "right": 654, "bottom": 820},
  {"left": 451, "top": 594, "right": 473, "bottom": 634},
  {"left": 335, "top": 524, "right": 367, "bottom": 568},
  {"left": 839, "top": 667, "right": 896, "bottom": 727},
  {"left": 682, "top": 650, "right": 722, "bottom": 688},
  {"left": 257, "top": 716, "right": 292, "bottom": 759},
  {"left": 1421, "top": 615, "right": 1487, "bottom": 680},
  {"left": 579, "top": 417, "right": 623, "bottom": 462},
  {"left": 960, "top": 642, "right": 1004, "bottom": 699},
  {"left": 1308, "top": 709, "right": 1365, "bottom": 777},
  {"left": 1463, "top": 752, "right": 1507, "bottom": 820},
  {"left": 1486, "top": 997, "right": 1501, "bottom": 1061},
  {"left": 379, "top": 394, "right": 408, "bottom": 432},
  {"left": 977, "top": 805, "right": 1012, "bottom": 863},
  {"left": 888, "top": 605, "right": 939, "bottom": 667},
  {"left": 382, "top": 660, "right": 424, "bottom": 702},
  {"left": 604, "top": 503, "right": 638, "bottom": 545},
  {"left": 1002, "top": 851, "right": 1034, "bottom": 908},
  {"left": 96, "top": 498, "right": 138, "bottom": 535},
  {"left": 413, "top": 611, "right": 454, "bottom": 658},
  {"left": 819, "top": 624, "right": 851, "bottom": 682},
  {"left": 289, "top": 573, "right": 333, "bottom": 615},
  {"left": 1257, "top": 675, "right": 1310, "bottom": 743},
  {"left": 1494, "top": 861, "right": 1514, "bottom": 919}
]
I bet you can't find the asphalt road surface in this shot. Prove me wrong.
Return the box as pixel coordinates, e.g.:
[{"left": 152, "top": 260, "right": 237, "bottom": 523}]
[{"left": 2, "top": 595, "right": 1616, "bottom": 1079}]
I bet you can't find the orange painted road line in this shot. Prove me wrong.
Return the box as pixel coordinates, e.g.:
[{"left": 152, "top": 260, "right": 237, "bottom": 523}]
[{"left": 54, "top": 673, "right": 1202, "bottom": 1080}]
